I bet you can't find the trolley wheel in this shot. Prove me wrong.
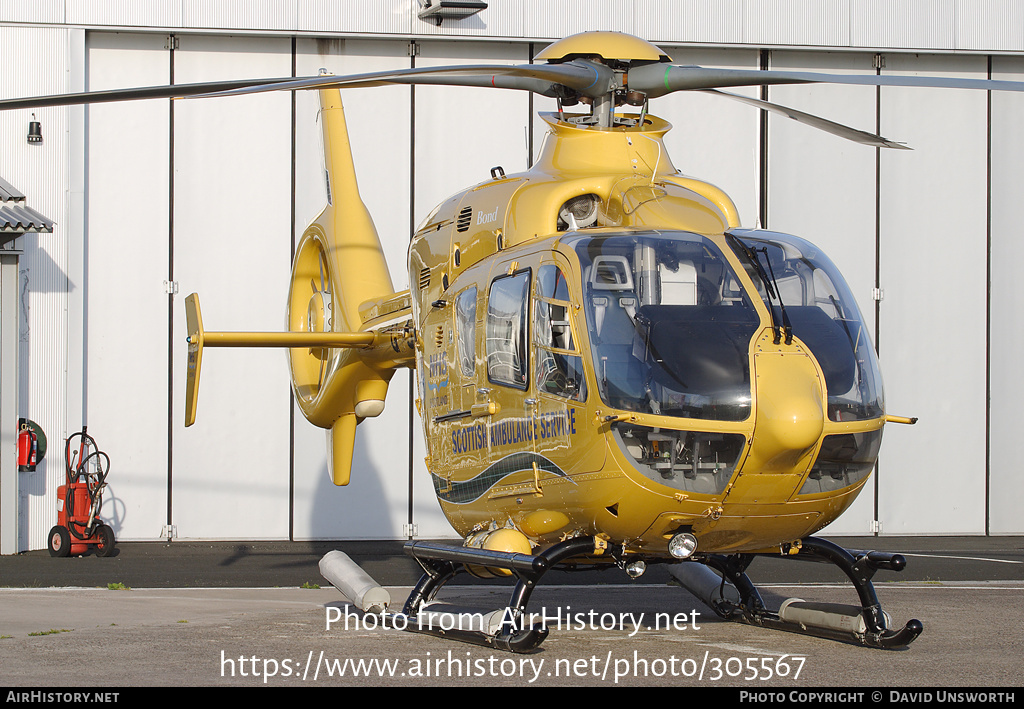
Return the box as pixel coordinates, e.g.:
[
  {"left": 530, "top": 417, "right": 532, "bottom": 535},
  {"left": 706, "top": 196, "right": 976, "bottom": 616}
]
[
  {"left": 95, "top": 524, "right": 116, "bottom": 558},
  {"left": 47, "top": 525, "right": 71, "bottom": 558}
]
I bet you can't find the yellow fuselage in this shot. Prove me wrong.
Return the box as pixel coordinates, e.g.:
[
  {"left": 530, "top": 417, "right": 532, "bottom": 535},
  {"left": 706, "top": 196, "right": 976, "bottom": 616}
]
[{"left": 408, "top": 113, "right": 882, "bottom": 557}]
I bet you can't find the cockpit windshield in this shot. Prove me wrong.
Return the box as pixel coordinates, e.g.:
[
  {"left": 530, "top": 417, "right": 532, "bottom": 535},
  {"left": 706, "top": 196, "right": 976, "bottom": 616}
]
[
  {"left": 726, "top": 230, "right": 884, "bottom": 421},
  {"left": 571, "top": 231, "right": 759, "bottom": 421}
]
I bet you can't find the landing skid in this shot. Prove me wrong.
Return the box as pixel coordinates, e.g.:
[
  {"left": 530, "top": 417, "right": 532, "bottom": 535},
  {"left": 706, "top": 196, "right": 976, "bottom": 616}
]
[
  {"left": 321, "top": 535, "right": 922, "bottom": 653},
  {"left": 672, "top": 536, "right": 923, "bottom": 649}
]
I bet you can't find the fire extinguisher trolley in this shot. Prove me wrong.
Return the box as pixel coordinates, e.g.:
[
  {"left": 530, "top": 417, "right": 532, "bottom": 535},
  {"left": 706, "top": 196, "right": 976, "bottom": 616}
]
[{"left": 48, "top": 427, "right": 115, "bottom": 557}]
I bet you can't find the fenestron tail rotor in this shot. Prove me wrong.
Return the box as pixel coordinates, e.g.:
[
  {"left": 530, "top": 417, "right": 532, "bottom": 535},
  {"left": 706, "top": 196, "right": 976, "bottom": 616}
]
[
  {"left": 290, "top": 233, "right": 337, "bottom": 402},
  {"left": 316, "top": 248, "right": 333, "bottom": 390}
]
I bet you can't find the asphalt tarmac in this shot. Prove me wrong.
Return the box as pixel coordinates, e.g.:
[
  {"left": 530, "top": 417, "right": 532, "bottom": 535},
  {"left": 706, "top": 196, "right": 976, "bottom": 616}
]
[{"left": 1, "top": 537, "right": 1022, "bottom": 690}]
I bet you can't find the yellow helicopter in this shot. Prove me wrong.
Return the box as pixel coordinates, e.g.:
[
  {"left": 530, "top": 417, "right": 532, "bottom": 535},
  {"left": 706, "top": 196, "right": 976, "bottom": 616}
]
[{"left": 8, "top": 30, "right": 1024, "bottom": 652}]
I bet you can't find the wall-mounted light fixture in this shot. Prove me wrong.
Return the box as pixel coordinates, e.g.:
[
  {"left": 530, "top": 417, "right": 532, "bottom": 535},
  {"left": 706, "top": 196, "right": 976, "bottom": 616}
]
[
  {"left": 417, "top": 1, "right": 487, "bottom": 26},
  {"left": 27, "top": 114, "right": 42, "bottom": 145}
]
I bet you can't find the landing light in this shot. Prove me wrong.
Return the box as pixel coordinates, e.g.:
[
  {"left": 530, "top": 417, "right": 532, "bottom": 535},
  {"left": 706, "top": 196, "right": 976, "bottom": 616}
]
[
  {"left": 625, "top": 559, "right": 646, "bottom": 579},
  {"left": 668, "top": 532, "right": 698, "bottom": 559}
]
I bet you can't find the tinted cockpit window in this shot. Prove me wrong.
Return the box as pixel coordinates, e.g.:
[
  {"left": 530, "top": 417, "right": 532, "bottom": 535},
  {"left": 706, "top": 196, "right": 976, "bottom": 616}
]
[
  {"left": 727, "top": 230, "right": 884, "bottom": 421},
  {"left": 571, "top": 232, "right": 758, "bottom": 421}
]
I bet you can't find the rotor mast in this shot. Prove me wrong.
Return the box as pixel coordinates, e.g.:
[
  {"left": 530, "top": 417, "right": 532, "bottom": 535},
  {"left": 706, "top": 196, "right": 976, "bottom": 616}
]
[
  {"left": 590, "top": 79, "right": 618, "bottom": 128},
  {"left": 534, "top": 32, "right": 669, "bottom": 130}
]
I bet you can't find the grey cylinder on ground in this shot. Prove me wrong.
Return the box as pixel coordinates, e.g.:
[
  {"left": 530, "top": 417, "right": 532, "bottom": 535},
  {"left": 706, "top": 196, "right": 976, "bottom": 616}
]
[{"left": 319, "top": 550, "right": 391, "bottom": 614}]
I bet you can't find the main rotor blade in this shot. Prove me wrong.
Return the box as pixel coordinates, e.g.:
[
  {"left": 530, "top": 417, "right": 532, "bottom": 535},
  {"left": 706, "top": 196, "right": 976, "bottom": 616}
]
[
  {"left": 191, "top": 61, "right": 613, "bottom": 100},
  {"left": 0, "top": 61, "right": 613, "bottom": 111},
  {"left": 630, "top": 63, "right": 1024, "bottom": 97},
  {"left": 10, "top": 54, "right": 1024, "bottom": 113},
  {"left": 0, "top": 77, "right": 305, "bottom": 111},
  {"left": 702, "top": 89, "right": 910, "bottom": 150}
]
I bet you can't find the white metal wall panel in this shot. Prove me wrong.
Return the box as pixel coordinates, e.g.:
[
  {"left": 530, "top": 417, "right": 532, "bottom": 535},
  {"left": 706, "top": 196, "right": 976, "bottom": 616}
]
[
  {"left": 66, "top": 0, "right": 184, "bottom": 29},
  {"left": 0, "top": 26, "right": 71, "bottom": 551},
  {"left": 292, "top": 37, "right": 423, "bottom": 540},
  {"left": 766, "top": 50, "right": 880, "bottom": 534},
  {"left": 182, "top": 0, "right": 297, "bottom": 32},
  {"left": 956, "top": 0, "right": 1024, "bottom": 53},
  {"left": 298, "top": 0, "right": 411, "bottom": 36},
  {"left": 64, "top": 28, "right": 87, "bottom": 542},
  {"left": 83, "top": 32, "right": 171, "bottom": 542},
  {"left": 411, "top": 40, "right": 534, "bottom": 536},
  {"left": 415, "top": 2, "right": 516, "bottom": 39},
  {"left": 648, "top": 46, "right": 761, "bottom": 227},
  {"left": 5, "top": 1, "right": 1024, "bottom": 54},
  {"left": 850, "top": 0, "right": 957, "bottom": 51},
  {"left": 988, "top": 55, "right": 1024, "bottom": 534},
  {"left": 877, "top": 53, "right": 988, "bottom": 534},
  {"left": 743, "top": 0, "right": 850, "bottom": 48},
  {"left": 516, "top": 1, "right": 634, "bottom": 42},
  {"left": 414, "top": 41, "right": 531, "bottom": 213},
  {"left": 634, "top": 0, "right": 744, "bottom": 46},
  {"left": 170, "top": 34, "right": 293, "bottom": 540},
  {"left": 0, "top": 0, "right": 65, "bottom": 25}
]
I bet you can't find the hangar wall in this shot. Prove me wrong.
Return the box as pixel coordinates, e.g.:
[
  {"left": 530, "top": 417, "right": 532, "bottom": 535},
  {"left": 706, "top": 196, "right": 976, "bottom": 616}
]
[
  {"left": 0, "top": 26, "right": 78, "bottom": 553},
  {"left": 1, "top": 1, "right": 1022, "bottom": 550}
]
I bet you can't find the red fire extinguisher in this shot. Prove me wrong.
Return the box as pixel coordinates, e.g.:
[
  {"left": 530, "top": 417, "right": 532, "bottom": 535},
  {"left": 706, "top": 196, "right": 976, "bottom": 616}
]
[{"left": 18, "top": 418, "right": 43, "bottom": 472}]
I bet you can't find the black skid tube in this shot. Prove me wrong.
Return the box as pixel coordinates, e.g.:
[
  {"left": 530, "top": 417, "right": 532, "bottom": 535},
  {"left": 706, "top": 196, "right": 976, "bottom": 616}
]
[
  {"left": 401, "top": 616, "right": 550, "bottom": 653},
  {"left": 701, "top": 536, "right": 923, "bottom": 649},
  {"left": 397, "top": 536, "right": 600, "bottom": 653}
]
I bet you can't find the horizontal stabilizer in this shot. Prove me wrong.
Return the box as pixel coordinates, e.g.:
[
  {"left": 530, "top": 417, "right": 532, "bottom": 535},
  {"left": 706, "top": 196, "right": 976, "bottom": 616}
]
[{"left": 184, "top": 292, "right": 409, "bottom": 428}]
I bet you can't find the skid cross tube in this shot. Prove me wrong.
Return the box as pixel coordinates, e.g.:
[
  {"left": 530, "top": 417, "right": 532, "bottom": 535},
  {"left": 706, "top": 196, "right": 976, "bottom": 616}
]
[{"left": 396, "top": 536, "right": 601, "bottom": 652}]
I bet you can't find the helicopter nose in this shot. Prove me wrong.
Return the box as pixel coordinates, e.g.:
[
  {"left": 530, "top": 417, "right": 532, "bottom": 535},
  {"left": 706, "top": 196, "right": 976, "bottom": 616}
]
[{"left": 744, "top": 347, "right": 824, "bottom": 473}]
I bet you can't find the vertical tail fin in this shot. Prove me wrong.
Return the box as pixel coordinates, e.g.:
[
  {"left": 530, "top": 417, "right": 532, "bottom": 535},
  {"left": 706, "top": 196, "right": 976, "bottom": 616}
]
[
  {"left": 183, "top": 89, "right": 412, "bottom": 487},
  {"left": 313, "top": 88, "right": 395, "bottom": 332}
]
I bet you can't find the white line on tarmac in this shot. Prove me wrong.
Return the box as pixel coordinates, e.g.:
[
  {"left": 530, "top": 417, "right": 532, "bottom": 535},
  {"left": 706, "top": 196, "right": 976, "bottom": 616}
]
[
  {"left": 900, "top": 552, "right": 1022, "bottom": 564},
  {"left": 698, "top": 642, "right": 788, "bottom": 656},
  {"left": 758, "top": 582, "right": 1024, "bottom": 590}
]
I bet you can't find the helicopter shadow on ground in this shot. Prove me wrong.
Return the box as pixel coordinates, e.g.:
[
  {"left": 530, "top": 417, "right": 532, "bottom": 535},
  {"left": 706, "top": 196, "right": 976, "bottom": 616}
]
[
  {"left": 306, "top": 417, "right": 400, "bottom": 546},
  {"left": 410, "top": 570, "right": 868, "bottom": 634}
]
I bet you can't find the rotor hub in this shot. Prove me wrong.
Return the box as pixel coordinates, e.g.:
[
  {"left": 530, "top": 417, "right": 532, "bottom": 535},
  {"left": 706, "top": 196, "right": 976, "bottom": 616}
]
[{"left": 307, "top": 291, "right": 327, "bottom": 333}]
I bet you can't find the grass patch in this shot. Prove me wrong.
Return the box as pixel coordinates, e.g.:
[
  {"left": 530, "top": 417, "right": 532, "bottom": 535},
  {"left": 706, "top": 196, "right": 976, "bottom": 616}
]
[
  {"left": 28, "top": 629, "right": 72, "bottom": 636},
  {"left": 106, "top": 582, "right": 130, "bottom": 591},
  {"left": 300, "top": 581, "right": 320, "bottom": 590}
]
